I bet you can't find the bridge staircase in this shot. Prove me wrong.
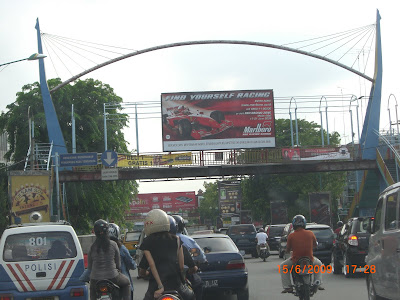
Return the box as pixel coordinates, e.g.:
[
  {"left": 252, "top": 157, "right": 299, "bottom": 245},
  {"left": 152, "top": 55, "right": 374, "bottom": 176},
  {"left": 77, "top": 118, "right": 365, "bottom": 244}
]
[{"left": 24, "top": 142, "right": 53, "bottom": 171}]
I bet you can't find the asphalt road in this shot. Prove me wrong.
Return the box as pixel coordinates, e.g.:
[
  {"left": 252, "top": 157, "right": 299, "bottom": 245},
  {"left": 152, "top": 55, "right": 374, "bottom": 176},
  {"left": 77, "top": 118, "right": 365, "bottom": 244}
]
[{"left": 131, "top": 252, "right": 369, "bottom": 300}]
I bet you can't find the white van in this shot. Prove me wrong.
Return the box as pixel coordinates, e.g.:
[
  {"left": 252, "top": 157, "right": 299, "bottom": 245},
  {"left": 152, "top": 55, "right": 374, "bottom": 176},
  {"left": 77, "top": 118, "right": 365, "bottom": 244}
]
[{"left": 0, "top": 221, "right": 88, "bottom": 299}]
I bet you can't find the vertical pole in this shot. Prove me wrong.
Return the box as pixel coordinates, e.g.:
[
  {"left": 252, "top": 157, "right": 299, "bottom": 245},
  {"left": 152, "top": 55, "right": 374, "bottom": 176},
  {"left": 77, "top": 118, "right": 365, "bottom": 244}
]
[
  {"left": 295, "top": 108, "right": 299, "bottom": 146},
  {"left": 320, "top": 111, "right": 324, "bottom": 146},
  {"left": 350, "top": 109, "right": 354, "bottom": 146},
  {"left": 104, "top": 103, "right": 108, "bottom": 151},
  {"left": 356, "top": 104, "right": 361, "bottom": 142},
  {"left": 388, "top": 108, "right": 393, "bottom": 136},
  {"left": 135, "top": 103, "right": 139, "bottom": 155},
  {"left": 72, "top": 104, "right": 76, "bottom": 153},
  {"left": 290, "top": 112, "right": 294, "bottom": 147},
  {"left": 325, "top": 107, "right": 330, "bottom": 145},
  {"left": 55, "top": 152, "right": 60, "bottom": 221}
]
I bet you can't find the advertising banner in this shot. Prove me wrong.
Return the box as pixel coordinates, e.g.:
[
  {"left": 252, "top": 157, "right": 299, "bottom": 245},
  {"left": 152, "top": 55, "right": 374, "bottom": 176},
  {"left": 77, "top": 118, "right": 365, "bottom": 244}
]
[
  {"left": 161, "top": 89, "right": 275, "bottom": 151},
  {"left": 270, "top": 200, "right": 288, "bottom": 225},
  {"left": 282, "top": 146, "right": 350, "bottom": 161},
  {"left": 9, "top": 171, "right": 51, "bottom": 223},
  {"left": 128, "top": 191, "right": 197, "bottom": 214},
  {"left": 218, "top": 180, "right": 241, "bottom": 217},
  {"left": 309, "top": 192, "right": 331, "bottom": 226},
  {"left": 118, "top": 152, "right": 192, "bottom": 167}
]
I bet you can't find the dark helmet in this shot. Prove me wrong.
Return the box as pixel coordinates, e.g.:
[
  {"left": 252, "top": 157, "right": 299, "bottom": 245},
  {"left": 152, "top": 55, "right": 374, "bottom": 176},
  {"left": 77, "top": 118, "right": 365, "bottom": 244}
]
[
  {"left": 172, "top": 215, "right": 185, "bottom": 233},
  {"left": 292, "top": 215, "right": 306, "bottom": 229},
  {"left": 94, "top": 219, "right": 109, "bottom": 237},
  {"left": 108, "top": 223, "right": 120, "bottom": 240},
  {"left": 258, "top": 228, "right": 265, "bottom": 232},
  {"left": 168, "top": 216, "right": 177, "bottom": 235},
  {"left": 337, "top": 221, "right": 344, "bottom": 227}
]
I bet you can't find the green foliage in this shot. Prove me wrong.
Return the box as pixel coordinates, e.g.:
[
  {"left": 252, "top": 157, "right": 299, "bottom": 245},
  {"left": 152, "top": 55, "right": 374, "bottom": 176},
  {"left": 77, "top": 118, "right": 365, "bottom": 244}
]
[
  {"left": 198, "top": 182, "right": 219, "bottom": 224},
  {"left": 0, "top": 78, "right": 138, "bottom": 233}
]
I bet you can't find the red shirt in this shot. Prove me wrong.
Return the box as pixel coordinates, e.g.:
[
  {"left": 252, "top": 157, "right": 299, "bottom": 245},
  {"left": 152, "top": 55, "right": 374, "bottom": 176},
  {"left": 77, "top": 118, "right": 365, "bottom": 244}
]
[{"left": 286, "top": 228, "right": 316, "bottom": 263}]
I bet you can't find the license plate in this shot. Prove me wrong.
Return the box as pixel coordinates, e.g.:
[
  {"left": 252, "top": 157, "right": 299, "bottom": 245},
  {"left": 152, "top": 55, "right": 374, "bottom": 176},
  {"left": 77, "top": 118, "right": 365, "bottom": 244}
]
[
  {"left": 31, "top": 298, "right": 55, "bottom": 300},
  {"left": 204, "top": 279, "right": 218, "bottom": 288},
  {"left": 100, "top": 296, "right": 111, "bottom": 300}
]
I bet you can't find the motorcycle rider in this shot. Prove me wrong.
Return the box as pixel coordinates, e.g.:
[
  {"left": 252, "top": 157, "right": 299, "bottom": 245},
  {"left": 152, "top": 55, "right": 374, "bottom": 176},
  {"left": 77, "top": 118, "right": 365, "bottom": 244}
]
[
  {"left": 334, "top": 220, "right": 344, "bottom": 235},
  {"left": 108, "top": 223, "right": 137, "bottom": 300},
  {"left": 255, "top": 228, "right": 269, "bottom": 257},
  {"left": 139, "top": 209, "right": 195, "bottom": 300},
  {"left": 280, "top": 215, "right": 324, "bottom": 294},
  {"left": 87, "top": 219, "right": 131, "bottom": 300}
]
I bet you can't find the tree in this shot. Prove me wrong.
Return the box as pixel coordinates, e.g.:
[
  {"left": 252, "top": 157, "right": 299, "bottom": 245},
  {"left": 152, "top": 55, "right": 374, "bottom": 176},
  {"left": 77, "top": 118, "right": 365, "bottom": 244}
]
[
  {"left": 198, "top": 181, "right": 219, "bottom": 225},
  {"left": 240, "top": 118, "right": 346, "bottom": 224},
  {"left": 0, "top": 78, "right": 138, "bottom": 233}
]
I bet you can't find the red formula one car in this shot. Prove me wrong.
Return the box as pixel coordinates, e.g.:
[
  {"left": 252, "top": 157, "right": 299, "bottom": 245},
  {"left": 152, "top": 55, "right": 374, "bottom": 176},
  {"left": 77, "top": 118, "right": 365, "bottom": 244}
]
[{"left": 163, "top": 105, "right": 233, "bottom": 139}]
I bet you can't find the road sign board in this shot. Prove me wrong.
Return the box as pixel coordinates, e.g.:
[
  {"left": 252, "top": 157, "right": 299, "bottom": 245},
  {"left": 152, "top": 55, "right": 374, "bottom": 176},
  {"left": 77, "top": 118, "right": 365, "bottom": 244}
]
[
  {"left": 101, "top": 168, "right": 119, "bottom": 180},
  {"left": 101, "top": 150, "right": 118, "bottom": 167},
  {"left": 59, "top": 153, "right": 98, "bottom": 167}
]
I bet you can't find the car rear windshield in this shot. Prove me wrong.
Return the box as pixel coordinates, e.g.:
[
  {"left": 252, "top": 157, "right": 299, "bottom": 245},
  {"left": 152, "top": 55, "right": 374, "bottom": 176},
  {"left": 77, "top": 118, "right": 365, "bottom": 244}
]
[
  {"left": 309, "top": 228, "right": 334, "bottom": 239},
  {"left": 268, "top": 226, "right": 285, "bottom": 236},
  {"left": 126, "top": 232, "right": 141, "bottom": 241},
  {"left": 228, "top": 226, "right": 256, "bottom": 235},
  {"left": 3, "top": 231, "right": 77, "bottom": 262},
  {"left": 351, "top": 219, "right": 370, "bottom": 234},
  {"left": 194, "top": 237, "right": 238, "bottom": 253}
]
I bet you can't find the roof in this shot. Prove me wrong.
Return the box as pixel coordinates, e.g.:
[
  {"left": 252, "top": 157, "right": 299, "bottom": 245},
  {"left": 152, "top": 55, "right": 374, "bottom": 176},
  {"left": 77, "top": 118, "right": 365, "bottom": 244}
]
[
  {"left": 191, "top": 233, "right": 231, "bottom": 239},
  {"left": 7, "top": 221, "right": 71, "bottom": 229},
  {"left": 305, "top": 224, "right": 331, "bottom": 229}
]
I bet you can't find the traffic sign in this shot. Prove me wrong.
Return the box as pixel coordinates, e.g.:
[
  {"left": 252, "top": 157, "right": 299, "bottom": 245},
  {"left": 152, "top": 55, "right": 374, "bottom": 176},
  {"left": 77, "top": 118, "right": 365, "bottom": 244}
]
[
  {"left": 101, "top": 150, "right": 118, "bottom": 167},
  {"left": 59, "top": 152, "right": 98, "bottom": 167},
  {"left": 101, "top": 168, "right": 119, "bottom": 180}
]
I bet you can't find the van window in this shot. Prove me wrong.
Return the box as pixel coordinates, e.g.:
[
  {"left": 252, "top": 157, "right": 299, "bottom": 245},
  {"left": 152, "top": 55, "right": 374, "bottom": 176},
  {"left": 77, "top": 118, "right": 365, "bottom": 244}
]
[
  {"left": 3, "top": 231, "right": 77, "bottom": 262},
  {"left": 385, "top": 193, "right": 398, "bottom": 231},
  {"left": 373, "top": 198, "right": 383, "bottom": 233}
]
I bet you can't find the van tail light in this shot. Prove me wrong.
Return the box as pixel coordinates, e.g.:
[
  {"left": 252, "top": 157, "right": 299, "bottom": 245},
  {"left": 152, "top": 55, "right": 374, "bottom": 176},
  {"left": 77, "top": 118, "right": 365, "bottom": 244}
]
[
  {"left": 348, "top": 235, "right": 358, "bottom": 246},
  {"left": 0, "top": 294, "right": 13, "bottom": 300},
  {"left": 70, "top": 288, "right": 85, "bottom": 297},
  {"left": 227, "top": 259, "right": 245, "bottom": 270}
]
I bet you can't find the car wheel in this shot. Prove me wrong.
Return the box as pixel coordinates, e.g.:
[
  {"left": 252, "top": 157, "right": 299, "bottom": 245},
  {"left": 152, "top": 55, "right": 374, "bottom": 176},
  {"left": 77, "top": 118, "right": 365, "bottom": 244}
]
[
  {"left": 343, "top": 253, "right": 353, "bottom": 278},
  {"left": 332, "top": 251, "right": 342, "bottom": 274},
  {"left": 367, "top": 276, "right": 381, "bottom": 300},
  {"left": 252, "top": 250, "right": 259, "bottom": 258},
  {"left": 210, "top": 110, "right": 225, "bottom": 123},
  {"left": 278, "top": 247, "right": 284, "bottom": 258},
  {"left": 236, "top": 286, "right": 249, "bottom": 300},
  {"left": 178, "top": 119, "right": 192, "bottom": 138}
]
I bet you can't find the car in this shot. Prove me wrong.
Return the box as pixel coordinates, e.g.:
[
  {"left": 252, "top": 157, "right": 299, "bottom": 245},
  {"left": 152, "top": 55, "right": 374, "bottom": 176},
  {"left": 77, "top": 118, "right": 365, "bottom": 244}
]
[
  {"left": 331, "top": 217, "right": 371, "bottom": 277},
  {"left": 0, "top": 219, "right": 88, "bottom": 299},
  {"left": 226, "top": 224, "right": 258, "bottom": 257},
  {"left": 366, "top": 182, "right": 400, "bottom": 299},
  {"left": 122, "top": 230, "right": 141, "bottom": 257},
  {"left": 281, "top": 223, "right": 334, "bottom": 265},
  {"left": 217, "top": 227, "right": 228, "bottom": 235},
  {"left": 162, "top": 105, "right": 233, "bottom": 140},
  {"left": 265, "top": 224, "right": 286, "bottom": 251},
  {"left": 278, "top": 223, "right": 292, "bottom": 258},
  {"left": 192, "top": 233, "right": 249, "bottom": 300}
]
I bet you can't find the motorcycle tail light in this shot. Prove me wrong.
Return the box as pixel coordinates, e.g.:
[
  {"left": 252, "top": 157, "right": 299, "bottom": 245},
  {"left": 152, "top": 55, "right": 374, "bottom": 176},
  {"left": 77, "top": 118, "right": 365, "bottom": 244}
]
[
  {"left": 190, "top": 248, "right": 200, "bottom": 257},
  {"left": 99, "top": 286, "right": 109, "bottom": 293},
  {"left": 70, "top": 288, "right": 85, "bottom": 297},
  {"left": 227, "top": 259, "right": 245, "bottom": 270},
  {"left": 348, "top": 235, "right": 358, "bottom": 246},
  {"left": 0, "top": 294, "right": 13, "bottom": 300}
]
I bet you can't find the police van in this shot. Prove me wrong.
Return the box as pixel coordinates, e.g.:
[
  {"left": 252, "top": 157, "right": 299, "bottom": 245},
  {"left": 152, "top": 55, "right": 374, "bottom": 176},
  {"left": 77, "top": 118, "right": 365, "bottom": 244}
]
[{"left": 0, "top": 213, "right": 88, "bottom": 300}]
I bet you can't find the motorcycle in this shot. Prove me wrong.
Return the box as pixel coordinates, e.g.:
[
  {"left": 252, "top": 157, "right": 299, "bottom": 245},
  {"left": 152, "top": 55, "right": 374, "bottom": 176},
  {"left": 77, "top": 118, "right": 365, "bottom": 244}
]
[
  {"left": 259, "top": 243, "right": 270, "bottom": 262},
  {"left": 290, "top": 257, "right": 319, "bottom": 300},
  {"left": 95, "top": 279, "right": 121, "bottom": 300},
  {"left": 156, "top": 290, "right": 183, "bottom": 300}
]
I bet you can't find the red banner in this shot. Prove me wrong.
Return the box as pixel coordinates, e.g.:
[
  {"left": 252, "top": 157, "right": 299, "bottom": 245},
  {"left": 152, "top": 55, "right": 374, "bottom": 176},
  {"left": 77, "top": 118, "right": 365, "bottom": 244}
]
[
  {"left": 129, "top": 192, "right": 197, "bottom": 214},
  {"left": 161, "top": 89, "right": 275, "bottom": 151}
]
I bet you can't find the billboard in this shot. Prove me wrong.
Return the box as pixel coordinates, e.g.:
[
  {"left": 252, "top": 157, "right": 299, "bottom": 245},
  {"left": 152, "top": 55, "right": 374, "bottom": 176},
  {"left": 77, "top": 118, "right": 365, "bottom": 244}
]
[
  {"left": 9, "top": 171, "right": 51, "bottom": 224},
  {"left": 118, "top": 152, "right": 192, "bottom": 167},
  {"left": 218, "top": 180, "right": 241, "bottom": 217},
  {"left": 270, "top": 200, "right": 288, "bottom": 225},
  {"left": 282, "top": 146, "right": 351, "bottom": 161},
  {"left": 128, "top": 191, "right": 197, "bottom": 214},
  {"left": 161, "top": 89, "right": 275, "bottom": 151},
  {"left": 309, "top": 192, "right": 331, "bottom": 226}
]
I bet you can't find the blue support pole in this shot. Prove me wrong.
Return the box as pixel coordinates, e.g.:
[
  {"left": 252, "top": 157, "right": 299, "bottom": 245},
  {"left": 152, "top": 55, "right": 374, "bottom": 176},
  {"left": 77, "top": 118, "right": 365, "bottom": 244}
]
[{"left": 35, "top": 19, "right": 68, "bottom": 157}]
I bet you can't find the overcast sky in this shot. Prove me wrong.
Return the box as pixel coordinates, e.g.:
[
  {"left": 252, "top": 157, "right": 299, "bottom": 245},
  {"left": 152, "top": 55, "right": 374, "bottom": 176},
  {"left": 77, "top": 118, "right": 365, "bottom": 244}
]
[{"left": 1, "top": 1, "right": 399, "bottom": 194}]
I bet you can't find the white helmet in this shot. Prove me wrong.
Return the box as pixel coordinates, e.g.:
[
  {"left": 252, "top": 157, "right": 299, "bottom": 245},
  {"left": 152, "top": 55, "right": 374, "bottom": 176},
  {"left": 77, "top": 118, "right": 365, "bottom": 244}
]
[
  {"left": 144, "top": 209, "right": 170, "bottom": 236},
  {"left": 108, "top": 223, "right": 120, "bottom": 240}
]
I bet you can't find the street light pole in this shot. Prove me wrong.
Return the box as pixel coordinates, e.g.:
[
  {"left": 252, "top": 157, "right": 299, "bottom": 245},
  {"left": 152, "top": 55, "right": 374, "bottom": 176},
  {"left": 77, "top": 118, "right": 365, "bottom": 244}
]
[{"left": 0, "top": 53, "right": 46, "bottom": 68}]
